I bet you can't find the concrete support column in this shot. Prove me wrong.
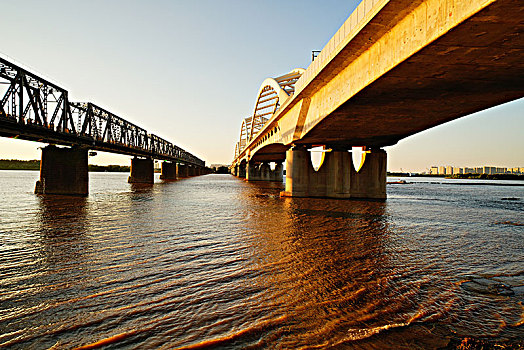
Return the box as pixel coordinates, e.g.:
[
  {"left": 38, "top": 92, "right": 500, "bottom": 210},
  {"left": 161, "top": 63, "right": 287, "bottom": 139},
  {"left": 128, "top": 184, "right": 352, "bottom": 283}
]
[
  {"left": 35, "top": 145, "right": 88, "bottom": 196},
  {"left": 245, "top": 162, "right": 283, "bottom": 182},
  {"left": 350, "top": 149, "right": 387, "bottom": 199},
  {"left": 325, "top": 150, "right": 352, "bottom": 198},
  {"left": 281, "top": 146, "right": 310, "bottom": 197},
  {"left": 246, "top": 161, "right": 262, "bottom": 181},
  {"left": 238, "top": 163, "right": 246, "bottom": 178},
  {"left": 160, "top": 161, "right": 177, "bottom": 180},
  {"left": 270, "top": 162, "right": 284, "bottom": 182},
  {"left": 128, "top": 157, "right": 154, "bottom": 184},
  {"left": 177, "top": 164, "right": 188, "bottom": 178},
  {"left": 281, "top": 147, "right": 386, "bottom": 199},
  {"left": 260, "top": 163, "right": 271, "bottom": 180}
]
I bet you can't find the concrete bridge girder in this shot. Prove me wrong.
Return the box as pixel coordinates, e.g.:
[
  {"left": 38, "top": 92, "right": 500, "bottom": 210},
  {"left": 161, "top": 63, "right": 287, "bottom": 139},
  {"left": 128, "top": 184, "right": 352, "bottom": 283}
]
[
  {"left": 234, "top": 0, "right": 523, "bottom": 161},
  {"left": 232, "top": 0, "right": 522, "bottom": 199},
  {"left": 289, "top": 0, "right": 524, "bottom": 147}
]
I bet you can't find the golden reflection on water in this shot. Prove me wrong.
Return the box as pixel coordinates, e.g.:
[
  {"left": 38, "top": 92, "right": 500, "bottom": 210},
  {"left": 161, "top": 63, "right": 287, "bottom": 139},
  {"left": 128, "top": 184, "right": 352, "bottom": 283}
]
[
  {"left": 238, "top": 183, "right": 443, "bottom": 348},
  {"left": 0, "top": 173, "right": 522, "bottom": 349}
]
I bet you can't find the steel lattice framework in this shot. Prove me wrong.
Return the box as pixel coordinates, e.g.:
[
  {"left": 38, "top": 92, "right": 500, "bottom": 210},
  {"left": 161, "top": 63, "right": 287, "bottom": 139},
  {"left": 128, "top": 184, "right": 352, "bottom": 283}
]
[
  {"left": 0, "top": 56, "right": 204, "bottom": 167},
  {"left": 234, "top": 68, "right": 304, "bottom": 159}
]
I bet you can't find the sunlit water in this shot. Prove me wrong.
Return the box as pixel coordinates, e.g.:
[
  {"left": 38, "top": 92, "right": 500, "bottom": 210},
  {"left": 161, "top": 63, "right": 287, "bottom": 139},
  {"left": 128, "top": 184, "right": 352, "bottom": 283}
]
[{"left": 0, "top": 171, "right": 523, "bottom": 349}]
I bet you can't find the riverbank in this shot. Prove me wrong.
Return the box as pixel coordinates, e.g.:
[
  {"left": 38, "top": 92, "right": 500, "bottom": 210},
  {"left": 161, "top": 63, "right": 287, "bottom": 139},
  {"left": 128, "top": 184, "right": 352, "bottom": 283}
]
[
  {"left": 447, "top": 173, "right": 524, "bottom": 180},
  {"left": 0, "top": 159, "right": 40, "bottom": 170},
  {"left": 387, "top": 172, "right": 524, "bottom": 181},
  {"left": 0, "top": 159, "right": 129, "bottom": 172}
]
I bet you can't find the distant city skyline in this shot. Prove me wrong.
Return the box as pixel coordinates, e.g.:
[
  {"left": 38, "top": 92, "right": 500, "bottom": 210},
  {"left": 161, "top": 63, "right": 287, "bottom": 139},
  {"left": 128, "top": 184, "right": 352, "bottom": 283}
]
[
  {"left": 428, "top": 165, "right": 524, "bottom": 175},
  {"left": 0, "top": 0, "right": 522, "bottom": 172}
]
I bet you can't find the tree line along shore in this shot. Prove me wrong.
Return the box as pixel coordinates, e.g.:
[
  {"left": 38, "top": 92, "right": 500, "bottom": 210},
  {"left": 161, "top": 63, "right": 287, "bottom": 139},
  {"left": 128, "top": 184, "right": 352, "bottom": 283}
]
[
  {"left": 0, "top": 159, "right": 130, "bottom": 172},
  {"left": 2, "top": 160, "right": 523, "bottom": 179}
]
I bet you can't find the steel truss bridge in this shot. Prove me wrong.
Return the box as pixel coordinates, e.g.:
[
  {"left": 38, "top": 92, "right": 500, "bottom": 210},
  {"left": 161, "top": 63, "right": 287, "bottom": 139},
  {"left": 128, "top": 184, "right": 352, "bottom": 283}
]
[{"left": 0, "top": 56, "right": 204, "bottom": 167}]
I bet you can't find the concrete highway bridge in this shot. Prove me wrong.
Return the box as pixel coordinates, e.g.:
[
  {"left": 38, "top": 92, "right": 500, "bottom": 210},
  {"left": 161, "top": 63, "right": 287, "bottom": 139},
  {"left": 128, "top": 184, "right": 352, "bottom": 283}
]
[
  {"left": 230, "top": 0, "right": 523, "bottom": 199},
  {"left": 0, "top": 56, "right": 208, "bottom": 196}
]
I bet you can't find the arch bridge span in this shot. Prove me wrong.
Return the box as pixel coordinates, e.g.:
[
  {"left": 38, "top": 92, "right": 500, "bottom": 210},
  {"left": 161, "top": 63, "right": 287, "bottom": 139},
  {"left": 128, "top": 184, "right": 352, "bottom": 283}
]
[{"left": 234, "top": 69, "right": 303, "bottom": 161}]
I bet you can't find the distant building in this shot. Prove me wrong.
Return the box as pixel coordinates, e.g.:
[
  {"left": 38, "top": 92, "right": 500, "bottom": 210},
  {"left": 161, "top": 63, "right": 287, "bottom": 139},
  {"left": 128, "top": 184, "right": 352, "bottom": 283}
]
[
  {"left": 429, "top": 165, "right": 522, "bottom": 175},
  {"left": 483, "top": 166, "right": 496, "bottom": 175}
]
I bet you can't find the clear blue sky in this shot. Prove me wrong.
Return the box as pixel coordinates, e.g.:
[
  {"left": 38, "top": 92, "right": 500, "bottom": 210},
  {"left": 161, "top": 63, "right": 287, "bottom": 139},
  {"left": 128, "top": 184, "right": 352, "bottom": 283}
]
[{"left": 1, "top": 0, "right": 522, "bottom": 172}]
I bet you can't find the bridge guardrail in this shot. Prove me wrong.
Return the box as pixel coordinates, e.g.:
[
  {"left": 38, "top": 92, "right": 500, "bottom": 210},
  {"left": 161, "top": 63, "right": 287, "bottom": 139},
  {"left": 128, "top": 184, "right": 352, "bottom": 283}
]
[{"left": 294, "top": 0, "right": 385, "bottom": 95}]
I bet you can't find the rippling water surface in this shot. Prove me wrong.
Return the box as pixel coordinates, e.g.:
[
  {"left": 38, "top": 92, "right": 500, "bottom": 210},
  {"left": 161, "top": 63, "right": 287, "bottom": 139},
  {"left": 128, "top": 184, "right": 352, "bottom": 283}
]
[{"left": 0, "top": 171, "right": 523, "bottom": 349}]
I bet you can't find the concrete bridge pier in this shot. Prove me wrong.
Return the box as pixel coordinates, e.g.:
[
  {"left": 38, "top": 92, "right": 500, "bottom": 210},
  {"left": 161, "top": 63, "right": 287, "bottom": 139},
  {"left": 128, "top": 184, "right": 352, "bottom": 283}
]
[
  {"left": 35, "top": 145, "right": 89, "bottom": 196},
  {"left": 280, "top": 146, "right": 386, "bottom": 199},
  {"left": 238, "top": 163, "right": 246, "bottom": 178},
  {"left": 246, "top": 162, "right": 283, "bottom": 182},
  {"left": 246, "top": 161, "right": 259, "bottom": 181},
  {"left": 280, "top": 146, "right": 351, "bottom": 198},
  {"left": 128, "top": 157, "right": 154, "bottom": 184},
  {"left": 270, "top": 162, "right": 284, "bottom": 182},
  {"left": 350, "top": 149, "right": 387, "bottom": 199},
  {"left": 260, "top": 163, "right": 271, "bottom": 180},
  {"left": 160, "top": 161, "right": 177, "bottom": 180},
  {"left": 177, "top": 164, "right": 188, "bottom": 178}
]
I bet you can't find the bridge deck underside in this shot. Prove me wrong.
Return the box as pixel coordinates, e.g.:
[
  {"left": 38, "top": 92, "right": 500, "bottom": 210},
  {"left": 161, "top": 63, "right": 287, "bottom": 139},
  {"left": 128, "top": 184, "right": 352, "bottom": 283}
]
[
  {"left": 249, "top": 144, "right": 288, "bottom": 163},
  {"left": 297, "top": 1, "right": 524, "bottom": 148}
]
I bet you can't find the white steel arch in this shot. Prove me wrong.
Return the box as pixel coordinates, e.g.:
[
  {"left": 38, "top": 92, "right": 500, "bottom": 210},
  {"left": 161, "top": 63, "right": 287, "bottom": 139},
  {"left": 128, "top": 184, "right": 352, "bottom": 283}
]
[{"left": 235, "top": 68, "right": 304, "bottom": 160}]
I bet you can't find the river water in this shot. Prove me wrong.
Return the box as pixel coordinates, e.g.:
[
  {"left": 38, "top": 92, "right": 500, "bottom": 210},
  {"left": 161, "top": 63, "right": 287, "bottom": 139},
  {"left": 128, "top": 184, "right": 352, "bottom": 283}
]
[{"left": 0, "top": 171, "right": 522, "bottom": 349}]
